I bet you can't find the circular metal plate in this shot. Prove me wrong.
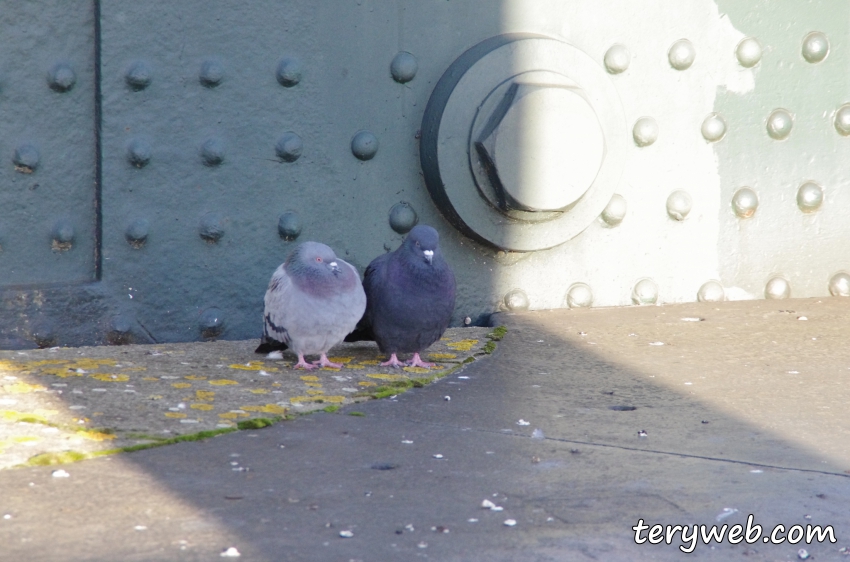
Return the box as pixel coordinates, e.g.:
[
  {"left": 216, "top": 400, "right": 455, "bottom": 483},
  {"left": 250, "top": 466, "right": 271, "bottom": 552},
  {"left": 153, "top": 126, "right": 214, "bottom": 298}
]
[{"left": 421, "top": 34, "right": 627, "bottom": 252}]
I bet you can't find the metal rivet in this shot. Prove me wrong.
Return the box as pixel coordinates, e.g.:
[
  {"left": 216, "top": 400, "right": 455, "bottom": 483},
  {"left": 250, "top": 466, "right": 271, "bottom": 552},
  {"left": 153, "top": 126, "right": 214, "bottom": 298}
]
[
  {"left": 351, "top": 130, "right": 378, "bottom": 161},
  {"left": 51, "top": 219, "right": 74, "bottom": 251},
  {"left": 765, "top": 276, "right": 790, "bottom": 300},
  {"left": 668, "top": 39, "right": 696, "bottom": 70},
  {"left": 108, "top": 315, "right": 134, "bottom": 345},
  {"left": 125, "top": 61, "right": 152, "bottom": 90},
  {"left": 47, "top": 62, "right": 76, "bottom": 92},
  {"left": 504, "top": 289, "right": 530, "bottom": 311},
  {"left": 666, "top": 190, "right": 692, "bottom": 221},
  {"left": 801, "top": 31, "right": 829, "bottom": 64},
  {"left": 127, "top": 139, "right": 151, "bottom": 168},
  {"left": 388, "top": 202, "right": 419, "bottom": 234},
  {"left": 199, "top": 212, "right": 225, "bottom": 243},
  {"left": 275, "top": 132, "right": 303, "bottom": 162},
  {"left": 833, "top": 104, "right": 850, "bottom": 136},
  {"left": 199, "top": 59, "right": 224, "bottom": 88},
  {"left": 276, "top": 57, "right": 302, "bottom": 87},
  {"left": 600, "top": 194, "right": 627, "bottom": 227},
  {"left": 565, "top": 283, "right": 593, "bottom": 308},
  {"left": 31, "top": 321, "right": 56, "bottom": 349},
  {"left": 632, "top": 278, "right": 658, "bottom": 305},
  {"left": 125, "top": 218, "right": 150, "bottom": 248},
  {"left": 766, "top": 109, "right": 793, "bottom": 140},
  {"left": 632, "top": 117, "right": 658, "bottom": 147},
  {"left": 701, "top": 113, "right": 726, "bottom": 142},
  {"left": 199, "top": 308, "right": 225, "bottom": 338},
  {"left": 13, "top": 143, "right": 40, "bottom": 173},
  {"left": 697, "top": 280, "right": 725, "bottom": 302},
  {"left": 796, "top": 182, "right": 823, "bottom": 213},
  {"left": 731, "top": 187, "right": 758, "bottom": 218},
  {"left": 200, "top": 138, "right": 225, "bottom": 166},
  {"left": 390, "top": 51, "right": 418, "bottom": 83},
  {"left": 604, "top": 44, "right": 630, "bottom": 74},
  {"left": 828, "top": 272, "right": 850, "bottom": 297},
  {"left": 277, "top": 211, "right": 302, "bottom": 241},
  {"left": 735, "top": 37, "right": 762, "bottom": 68}
]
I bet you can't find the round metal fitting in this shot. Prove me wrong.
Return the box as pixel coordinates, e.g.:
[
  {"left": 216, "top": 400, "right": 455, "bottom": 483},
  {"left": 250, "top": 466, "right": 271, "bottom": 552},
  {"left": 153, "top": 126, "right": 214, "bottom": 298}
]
[
  {"left": 828, "top": 272, "right": 850, "bottom": 297},
  {"left": 125, "top": 61, "right": 152, "bottom": 90},
  {"left": 200, "top": 138, "right": 225, "bottom": 166},
  {"left": 275, "top": 132, "right": 303, "bottom": 162},
  {"left": 199, "top": 59, "right": 224, "bottom": 88},
  {"left": 125, "top": 218, "right": 150, "bottom": 248},
  {"left": 631, "top": 278, "right": 658, "bottom": 305},
  {"left": 420, "top": 34, "right": 627, "bottom": 252},
  {"left": 600, "top": 194, "right": 627, "bottom": 226},
  {"left": 390, "top": 51, "right": 418, "bottom": 83},
  {"left": 277, "top": 211, "right": 302, "bottom": 241},
  {"left": 504, "top": 288, "right": 530, "bottom": 311},
  {"left": 668, "top": 39, "right": 696, "bottom": 70},
  {"left": 276, "top": 57, "right": 302, "bottom": 87},
  {"left": 766, "top": 109, "right": 793, "bottom": 140},
  {"left": 731, "top": 187, "right": 758, "bottom": 218},
  {"left": 666, "top": 190, "right": 692, "bottom": 221},
  {"left": 796, "top": 182, "right": 823, "bottom": 213},
  {"left": 351, "top": 130, "right": 378, "bottom": 161},
  {"left": 199, "top": 212, "right": 225, "bottom": 243},
  {"left": 108, "top": 315, "right": 134, "bottom": 345},
  {"left": 701, "top": 113, "right": 726, "bottom": 142},
  {"left": 565, "top": 283, "right": 592, "bottom": 308},
  {"left": 735, "top": 37, "right": 762, "bottom": 68},
  {"left": 765, "top": 276, "right": 790, "bottom": 300},
  {"left": 127, "top": 139, "right": 152, "bottom": 168},
  {"left": 603, "top": 44, "right": 630, "bottom": 74},
  {"left": 48, "top": 62, "right": 76, "bottom": 92},
  {"left": 51, "top": 219, "right": 75, "bottom": 251},
  {"left": 801, "top": 31, "right": 829, "bottom": 64},
  {"left": 833, "top": 104, "right": 850, "bottom": 136},
  {"left": 697, "top": 280, "right": 725, "bottom": 303},
  {"left": 13, "top": 143, "right": 40, "bottom": 173},
  {"left": 199, "top": 307, "right": 225, "bottom": 338},
  {"left": 632, "top": 117, "right": 658, "bottom": 147},
  {"left": 388, "top": 202, "right": 418, "bottom": 234}
]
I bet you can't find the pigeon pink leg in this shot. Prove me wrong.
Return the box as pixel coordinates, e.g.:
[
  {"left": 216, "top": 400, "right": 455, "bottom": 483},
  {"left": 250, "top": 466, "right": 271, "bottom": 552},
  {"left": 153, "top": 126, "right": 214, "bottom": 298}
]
[
  {"left": 312, "top": 353, "right": 344, "bottom": 369},
  {"left": 294, "top": 353, "right": 317, "bottom": 370},
  {"left": 380, "top": 353, "right": 406, "bottom": 368},
  {"left": 405, "top": 352, "right": 435, "bottom": 369}
]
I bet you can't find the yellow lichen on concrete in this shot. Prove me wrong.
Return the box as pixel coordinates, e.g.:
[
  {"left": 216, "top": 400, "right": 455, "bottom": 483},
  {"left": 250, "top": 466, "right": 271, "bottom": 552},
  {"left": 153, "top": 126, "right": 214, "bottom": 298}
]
[
  {"left": 77, "top": 430, "right": 116, "bottom": 442},
  {"left": 218, "top": 412, "right": 249, "bottom": 419},
  {"left": 171, "top": 383, "right": 192, "bottom": 389},
  {"left": 447, "top": 339, "right": 478, "bottom": 351},
  {"left": 327, "top": 357, "right": 353, "bottom": 364},
  {"left": 3, "top": 382, "right": 47, "bottom": 394},
  {"left": 248, "top": 389, "right": 269, "bottom": 394},
  {"left": 184, "top": 375, "right": 207, "bottom": 380},
  {"left": 358, "top": 381, "right": 377, "bottom": 387},
  {"left": 190, "top": 404, "right": 214, "bottom": 411},
  {"left": 195, "top": 390, "right": 215, "bottom": 401},
  {"left": 299, "top": 376, "right": 320, "bottom": 382},
  {"left": 367, "top": 374, "right": 410, "bottom": 381},
  {"left": 228, "top": 361, "right": 277, "bottom": 372},
  {"left": 306, "top": 389, "right": 324, "bottom": 395},
  {"left": 90, "top": 374, "right": 130, "bottom": 382},
  {"left": 209, "top": 379, "right": 239, "bottom": 386},
  {"left": 304, "top": 382, "right": 323, "bottom": 388},
  {"left": 240, "top": 404, "right": 287, "bottom": 415},
  {"left": 403, "top": 366, "right": 431, "bottom": 374},
  {"left": 164, "top": 412, "right": 186, "bottom": 419},
  {"left": 429, "top": 353, "right": 457, "bottom": 360}
]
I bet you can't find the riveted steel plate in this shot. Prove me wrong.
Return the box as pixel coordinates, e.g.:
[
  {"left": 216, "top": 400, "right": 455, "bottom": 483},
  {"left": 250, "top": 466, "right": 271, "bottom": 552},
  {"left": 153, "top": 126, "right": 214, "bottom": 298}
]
[{"left": 421, "top": 34, "right": 627, "bottom": 252}]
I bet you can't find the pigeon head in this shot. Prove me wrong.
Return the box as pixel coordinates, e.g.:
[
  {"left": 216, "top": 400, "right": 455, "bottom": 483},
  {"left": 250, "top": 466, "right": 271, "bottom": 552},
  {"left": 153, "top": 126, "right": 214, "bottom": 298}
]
[
  {"left": 403, "top": 225, "right": 442, "bottom": 266},
  {"left": 286, "top": 241, "right": 356, "bottom": 292}
]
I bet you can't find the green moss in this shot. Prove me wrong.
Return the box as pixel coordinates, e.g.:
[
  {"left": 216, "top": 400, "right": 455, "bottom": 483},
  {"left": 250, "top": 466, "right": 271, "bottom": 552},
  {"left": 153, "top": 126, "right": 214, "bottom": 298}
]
[
  {"left": 488, "top": 325, "right": 508, "bottom": 341},
  {"left": 463, "top": 356, "right": 476, "bottom": 364},
  {"left": 348, "top": 411, "right": 366, "bottom": 417},
  {"left": 25, "top": 450, "right": 89, "bottom": 466},
  {"left": 482, "top": 341, "right": 496, "bottom": 354},
  {"left": 236, "top": 417, "right": 279, "bottom": 430},
  {"left": 371, "top": 386, "right": 399, "bottom": 399},
  {"left": 322, "top": 405, "right": 340, "bottom": 413}
]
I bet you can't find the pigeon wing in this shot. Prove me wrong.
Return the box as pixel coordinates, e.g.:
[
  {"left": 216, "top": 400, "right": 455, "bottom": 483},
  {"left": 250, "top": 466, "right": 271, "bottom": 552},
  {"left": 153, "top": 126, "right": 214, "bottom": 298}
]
[{"left": 255, "top": 264, "right": 295, "bottom": 353}]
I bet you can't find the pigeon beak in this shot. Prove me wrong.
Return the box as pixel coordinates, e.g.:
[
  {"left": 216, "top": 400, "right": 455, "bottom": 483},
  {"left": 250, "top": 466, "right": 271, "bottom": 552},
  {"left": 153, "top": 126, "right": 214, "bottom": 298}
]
[
  {"left": 329, "top": 261, "right": 340, "bottom": 273},
  {"left": 423, "top": 250, "right": 434, "bottom": 264}
]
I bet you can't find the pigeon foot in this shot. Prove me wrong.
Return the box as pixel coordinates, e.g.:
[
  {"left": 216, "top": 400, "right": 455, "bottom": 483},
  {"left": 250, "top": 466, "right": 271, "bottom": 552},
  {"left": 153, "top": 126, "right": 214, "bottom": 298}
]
[
  {"left": 313, "top": 353, "right": 344, "bottom": 369},
  {"left": 294, "top": 353, "right": 317, "bottom": 370},
  {"left": 405, "top": 352, "right": 435, "bottom": 369},
  {"left": 380, "top": 353, "right": 405, "bottom": 368}
]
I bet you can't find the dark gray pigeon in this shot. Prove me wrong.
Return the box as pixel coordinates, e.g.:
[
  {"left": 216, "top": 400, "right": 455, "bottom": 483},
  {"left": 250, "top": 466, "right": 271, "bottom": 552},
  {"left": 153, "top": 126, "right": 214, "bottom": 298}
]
[
  {"left": 347, "top": 225, "right": 456, "bottom": 368},
  {"left": 256, "top": 241, "right": 366, "bottom": 370}
]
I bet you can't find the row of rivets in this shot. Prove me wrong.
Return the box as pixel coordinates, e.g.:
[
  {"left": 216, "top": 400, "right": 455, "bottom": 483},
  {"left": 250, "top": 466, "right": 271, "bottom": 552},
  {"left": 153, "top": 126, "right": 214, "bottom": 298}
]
[
  {"left": 502, "top": 273, "right": 850, "bottom": 311},
  {"left": 116, "top": 202, "right": 417, "bottom": 250},
  {"left": 604, "top": 32, "right": 829, "bottom": 74},
  {"left": 631, "top": 104, "right": 850, "bottom": 146},
  {"left": 119, "top": 51, "right": 417, "bottom": 92}
]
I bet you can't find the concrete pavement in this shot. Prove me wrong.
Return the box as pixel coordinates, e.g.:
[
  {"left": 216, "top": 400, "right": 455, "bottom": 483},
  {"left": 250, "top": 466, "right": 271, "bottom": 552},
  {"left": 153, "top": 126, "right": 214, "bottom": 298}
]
[{"left": 1, "top": 297, "right": 849, "bottom": 561}]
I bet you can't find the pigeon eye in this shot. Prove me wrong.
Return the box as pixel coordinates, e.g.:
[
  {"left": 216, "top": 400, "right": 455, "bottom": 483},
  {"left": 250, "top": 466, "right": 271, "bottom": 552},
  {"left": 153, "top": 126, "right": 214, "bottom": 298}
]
[
  {"left": 415, "top": 241, "right": 420, "bottom": 247},
  {"left": 316, "top": 257, "right": 322, "bottom": 263}
]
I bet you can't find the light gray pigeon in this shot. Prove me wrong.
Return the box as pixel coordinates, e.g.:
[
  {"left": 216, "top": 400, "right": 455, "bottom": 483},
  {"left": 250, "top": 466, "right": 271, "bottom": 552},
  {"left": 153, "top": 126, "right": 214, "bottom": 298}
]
[
  {"left": 255, "top": 241, "right": 366, "bottom": 370},
  {"left": 346, "top": 225, "right": 456, "bottom": 368}
]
